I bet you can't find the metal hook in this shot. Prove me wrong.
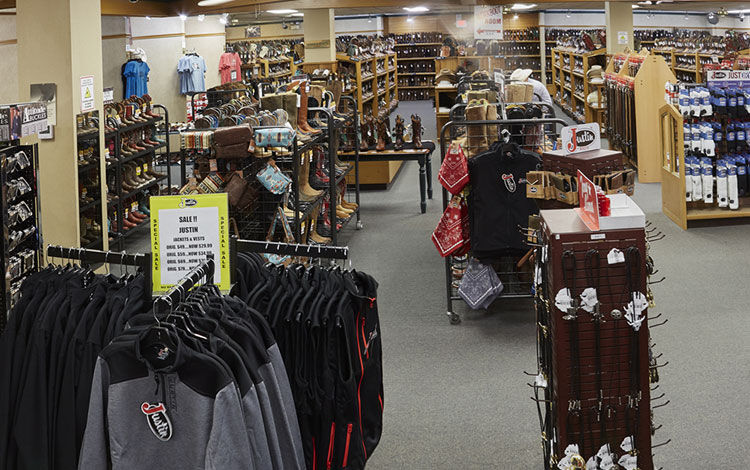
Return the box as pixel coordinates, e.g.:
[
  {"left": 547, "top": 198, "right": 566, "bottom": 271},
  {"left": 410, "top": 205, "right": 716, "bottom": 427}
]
[
  {"left": 647, "top": 233, "right": 666, "bottom": 242},
  {"left": 650, "top": 319, "right": 669, "bottom": 328},
  {"left": 651, "top": 393, "right": 666, "bottom": 401},
  {"left": 104, "top": 251, "right": 110, "bottom": 275},
  {"left": 652, "top": 424, "right": 663, "bottom": 433},
  {"left": 651, "top": 439, "right": 672, "bottom": 448},
  {"left": 652, "top": 361, "right": 670, "bottom": 369},
  {"left": 648, "top": 276, "right": 666, "bottom": 285}
]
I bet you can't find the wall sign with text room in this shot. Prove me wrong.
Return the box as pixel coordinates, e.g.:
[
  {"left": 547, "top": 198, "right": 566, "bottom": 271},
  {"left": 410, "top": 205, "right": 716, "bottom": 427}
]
[{"left": 149, "top": 193, "right": 231, "bottom": 293}]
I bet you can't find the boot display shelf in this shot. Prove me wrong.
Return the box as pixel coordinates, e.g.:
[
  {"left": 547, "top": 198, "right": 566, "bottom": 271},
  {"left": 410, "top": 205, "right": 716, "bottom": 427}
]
[
  {"left": 336, "top": 53, "right": 398, "bottom": 119},
  {"left": 76, "top": 111, "right": 105, "bottom": 250},
  {"left": 104, "top": 107, "right": 169, "bottom": 250},
  {"left": 551, "top": 48, "right": 607, "bottom": 124}
]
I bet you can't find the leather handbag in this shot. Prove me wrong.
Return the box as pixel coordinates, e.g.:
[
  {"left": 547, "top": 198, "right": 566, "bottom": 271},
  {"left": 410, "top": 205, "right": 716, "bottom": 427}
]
[
  {"left": 431, "top": 195, "right": 470, "bottom": 257},
  {"left": 438, "top": 143, "right": 469, "bottom": 195},
  {"left": 213, "top": 124, "right": 253, "bottom": 146},
  {"left": 224, "top": 172, "right": 257, "bottom": 210},
  {"left": 256, "top": 161, "right": 292, "bottom": 194},
  {"left": 254, "top": 127, "right": 296, "bottom": 148}
]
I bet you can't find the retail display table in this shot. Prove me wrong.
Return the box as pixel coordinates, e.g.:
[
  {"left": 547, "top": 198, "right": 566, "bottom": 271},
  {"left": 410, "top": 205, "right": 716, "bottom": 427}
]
[{"left": 340, "top": 141, "right": 435, "bottom": 213}]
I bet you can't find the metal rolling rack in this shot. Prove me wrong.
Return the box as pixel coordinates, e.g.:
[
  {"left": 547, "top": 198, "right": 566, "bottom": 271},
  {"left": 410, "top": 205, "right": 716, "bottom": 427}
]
[
  {"left": 45, "top": 245, "right": 153, "bottom": 301},
  {"left": 231, "top": 237, "right": 349, "bottom": 260},
  {"left": 439, "top": 105, "right": 566, "bottom": 324},
  {"left": 1, "top": 143, "right": 41, "bottom": 326}
]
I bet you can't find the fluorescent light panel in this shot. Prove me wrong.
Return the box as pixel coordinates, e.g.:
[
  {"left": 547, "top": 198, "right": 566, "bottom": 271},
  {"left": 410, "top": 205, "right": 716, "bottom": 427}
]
[
  {"left": 403, "top": 6, "right": 429, "bottom": 12},
  {"left": 267, "top": 9, "right": 299, "bottom": 14},
  {"left": 197, "top": 0, "right": 235, "bottom": 6},
  {"left": 511, "top": 3, "right": 537, "bottom": 10}
]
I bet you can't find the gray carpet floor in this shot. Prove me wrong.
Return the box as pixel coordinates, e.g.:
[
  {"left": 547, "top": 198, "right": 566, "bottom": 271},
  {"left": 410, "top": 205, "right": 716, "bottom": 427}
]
[{"left": 127, "top": 101, "right": 749, "bottom": 468}]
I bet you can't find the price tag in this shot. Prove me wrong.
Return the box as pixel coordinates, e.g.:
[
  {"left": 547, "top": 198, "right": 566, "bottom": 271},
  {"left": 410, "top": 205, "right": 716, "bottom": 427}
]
[{"left": 210, "top": 159, "right": 218, "bottom": 172}]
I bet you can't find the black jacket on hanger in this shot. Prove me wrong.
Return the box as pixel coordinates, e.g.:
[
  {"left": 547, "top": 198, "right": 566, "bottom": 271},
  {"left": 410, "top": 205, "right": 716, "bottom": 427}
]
[{"left": 468, "top": 141, "right": 541, "bottom": 261}]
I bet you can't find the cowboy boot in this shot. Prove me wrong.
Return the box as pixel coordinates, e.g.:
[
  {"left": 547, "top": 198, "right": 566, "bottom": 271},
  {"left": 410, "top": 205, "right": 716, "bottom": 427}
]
[
  {"left": 375, "top": 117, "right": 386, "bottom": 151},
  {"left": 484, "top": 99, "right": 498, "bottom": 144},
  {"left": 394, "top": 115, "right": 405, "bottom": 150},
  {"left": 297, "top": 85, "right": 321, "bottom": 134},
  {"left": 365, "top": 116, "right": 377, "bottom": 148},
  {"left": 411, "top": 114, "right": 423, "bottom": 149},
  {"left": 359, "top": 119, "right": 369, "bottom": 151},
  {"left": 299, "top": 151, "right": 324, "bottom": 200},
  {"left": 464, "top": 101, "right": 487, "bottom": 156}
]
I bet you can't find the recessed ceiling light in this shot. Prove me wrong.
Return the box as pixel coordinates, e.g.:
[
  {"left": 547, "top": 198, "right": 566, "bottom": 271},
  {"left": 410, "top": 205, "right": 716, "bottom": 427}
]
[
  {"left": 179, "top": 14, "right": 187, "bottom": 21},
  {"left": 267, "top": 9, "right": 299, "bottom": 14},
  {"left": 511, "top": 3, "right": 537, "bottom": 10},
  {"left": 403, "top": 6, "right": 429, "bottom": 13},
  {"left": 406, "top": 16, "right": 414, "bottom": 22},
  {"left": 198, "top": 14, "right": 205, "bottom": 21},
  {"left": 197, "top": 0, "right": 235, "bottom": 6}
]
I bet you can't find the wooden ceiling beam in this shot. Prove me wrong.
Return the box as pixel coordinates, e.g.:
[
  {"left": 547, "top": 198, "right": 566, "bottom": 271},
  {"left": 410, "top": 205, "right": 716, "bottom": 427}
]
[{"left": 101, "top": 0, "right": 175, "bottom": 17}]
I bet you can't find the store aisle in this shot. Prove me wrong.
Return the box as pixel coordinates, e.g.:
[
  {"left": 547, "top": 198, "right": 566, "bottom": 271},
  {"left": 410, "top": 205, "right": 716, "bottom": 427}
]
[
  {"left": 122, "top": 101, "right": 748, "bottom": 468},
  {"left": 350, "top": 100, "right": 748, "bottom": 468}
]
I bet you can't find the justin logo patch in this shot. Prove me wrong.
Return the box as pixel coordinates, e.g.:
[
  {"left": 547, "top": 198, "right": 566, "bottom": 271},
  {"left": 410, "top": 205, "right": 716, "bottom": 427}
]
[
  {"left": 141, "top": 402, "right": 173, "bottom": 441},
  {"left": 502, "top": 174, "right": 517, "bottom": 193}
]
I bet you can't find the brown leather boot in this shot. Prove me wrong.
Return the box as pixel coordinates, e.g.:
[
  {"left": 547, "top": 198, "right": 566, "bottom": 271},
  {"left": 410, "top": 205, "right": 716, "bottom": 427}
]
[
  {"left": 464, "top": 101, "right": 487, "bottom": 155},
  {"left": 484, "top": 99, "right": 498, "bottom": 144},
  {"left": 411, "top": 114, "right": 423, "bottom": 149},
  {"left": 376, "top": 117, "right": 386, "bottom": 151},
  {"left": 394, "top": 115, "right": 405, "bottom": 150},
  {"left": 297, "top": 85, "right": 321, "bottom": 134},
  {"left": 365, "top": 116, "right": 377, "bottom": 148},
  {"left": 299, "top": 151, "right": 323, "bottom": 200}
]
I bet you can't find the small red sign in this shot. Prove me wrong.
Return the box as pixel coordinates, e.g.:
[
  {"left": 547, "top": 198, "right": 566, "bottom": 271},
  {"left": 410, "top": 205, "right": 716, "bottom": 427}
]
[{"left": 575, "top": 170, "right": 600, "bottom": 231}]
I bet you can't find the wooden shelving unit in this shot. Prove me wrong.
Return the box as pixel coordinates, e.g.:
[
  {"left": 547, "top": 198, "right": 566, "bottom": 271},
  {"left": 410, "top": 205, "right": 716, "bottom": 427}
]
[
  {"left": 551, "top": 48, "right": 607, "bottom": 124},
  {"left": 258, "top": 57, "right": 294, "bottom": 82},
  {"left": 394, "top": 42, "right": 439, "bottom": 101},
  {"left": 606, "top": 51, "right": 675, "bottom": 183},
  {"left": 659, "top": 103, "right": 750, "bottom": 228},
  {"left": 336, "top": 52, "right": 397, "bottom": 119}
]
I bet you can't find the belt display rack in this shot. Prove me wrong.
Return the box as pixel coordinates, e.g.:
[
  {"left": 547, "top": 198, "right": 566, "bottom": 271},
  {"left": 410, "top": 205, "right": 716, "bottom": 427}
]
[
  {"left": 439, "top": 106, "right": 566, "bottom": 324},
  {"left": 529, "top": 209, "right": 669, "bottom": 469}
]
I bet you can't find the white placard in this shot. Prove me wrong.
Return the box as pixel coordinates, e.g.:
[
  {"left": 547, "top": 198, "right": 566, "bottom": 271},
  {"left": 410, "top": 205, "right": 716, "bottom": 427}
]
[
  {"left": 474, "top": 6, "right": 503, "bottom": 40},
  {"left": 707, "top": 69, "right": 750, "bottom": 87},
  {"left": 103, "top": 87, "right": 114, "bottom": 105},
  {"left": 157, "top": 205, "right": 221, "bottom": 286},
  {"left": 80, "top": 76, "right": 95, "bottom": 112},
  {"left": 561, "top": 123, "right": 601, "bottom": 155},
  {"left": 617, "top": 31, "right": 628, "bottom": 45}
]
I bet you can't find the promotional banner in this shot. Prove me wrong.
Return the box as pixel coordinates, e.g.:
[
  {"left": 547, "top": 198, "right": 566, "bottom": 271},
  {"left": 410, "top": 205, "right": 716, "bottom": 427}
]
[
  {"left": 706, "top": 69, "right": 750, "bottom": 87},
  {"left": 0, "top": 102, "right": 49, "bottom": 142},
  {"left": 561, "top": 123, "right": 601, "bottom": 155},
  {"left": 474, "top": 6, "right": 503, "bottom": 40},
  {"left": 150, "top": 193, "right": 231, "bottom": 293}
]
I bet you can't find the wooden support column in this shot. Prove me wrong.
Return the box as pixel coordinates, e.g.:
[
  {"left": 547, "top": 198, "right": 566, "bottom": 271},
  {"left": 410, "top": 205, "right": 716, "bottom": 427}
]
[
  {"left": 17, "top": 0, "right": 106, "bottom": 250},
  {"left": 605, "top": 1, "right": 634, "bottom": 54},
  {"left": 303, "top": 9, "right": 335, "bottom": 63}
]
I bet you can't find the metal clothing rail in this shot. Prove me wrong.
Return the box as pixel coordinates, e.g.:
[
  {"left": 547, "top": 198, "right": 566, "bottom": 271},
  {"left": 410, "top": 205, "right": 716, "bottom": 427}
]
[
  {"left": 438, "top": 116, "right": 567, "bottom": 325},
  {"left": 232, "top": 236, "right": 349, "bottom": 260},
  {"left": 45, "top": 245, "right": 153, "bottom": 301},
  {"left": 153, "top": 256, "right": 215, "bottom": 313}
]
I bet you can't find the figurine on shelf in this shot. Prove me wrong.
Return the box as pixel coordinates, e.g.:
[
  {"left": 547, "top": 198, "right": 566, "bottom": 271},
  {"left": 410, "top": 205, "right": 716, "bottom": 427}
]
[
  {"left": 375, "top": 116, "right": 392, "bottom": 151},
  {"left": 411, "top": 114, "right": 423, "bottom": 148},
  {"left": 394, "top": 115, "right": 405, "bottom": 150},
  {"left": 364, "top": 115, "right": 377, "bottom": 149}
]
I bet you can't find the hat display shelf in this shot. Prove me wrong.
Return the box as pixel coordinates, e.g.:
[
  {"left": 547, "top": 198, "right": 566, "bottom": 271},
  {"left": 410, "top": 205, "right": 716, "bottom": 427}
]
[{"left": 551, "top": 47, "right": 607, "bottom": 125}]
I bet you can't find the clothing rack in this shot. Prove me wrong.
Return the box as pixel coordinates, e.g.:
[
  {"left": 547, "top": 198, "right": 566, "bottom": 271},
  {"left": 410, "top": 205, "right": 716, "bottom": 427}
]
[
  {"left": 232, "top": 236, "right": 349, "bottom": 260},
  {"left": 45, "top": 245, "right": 153, "bottom": 301},
  {"left": 153, "top": 256, "right": 215, "bottom": 313},
  {"left": 438, "top": 115, "right": 566, "bottom": 325}
]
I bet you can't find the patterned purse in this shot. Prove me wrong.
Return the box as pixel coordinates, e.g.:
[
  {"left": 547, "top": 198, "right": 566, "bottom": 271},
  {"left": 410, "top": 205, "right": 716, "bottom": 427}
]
[
  {"left": 254, "top": 127, "right": 296, "bottom": 148},
  {"left": 431, "top": 195, "right": 470, "bottom": 257},
  {"left": 438, "top": 143, "right": 469, "bottom": 195},
  {"left": 256, "top": 161, "right": 292, "bottom": 194}
]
